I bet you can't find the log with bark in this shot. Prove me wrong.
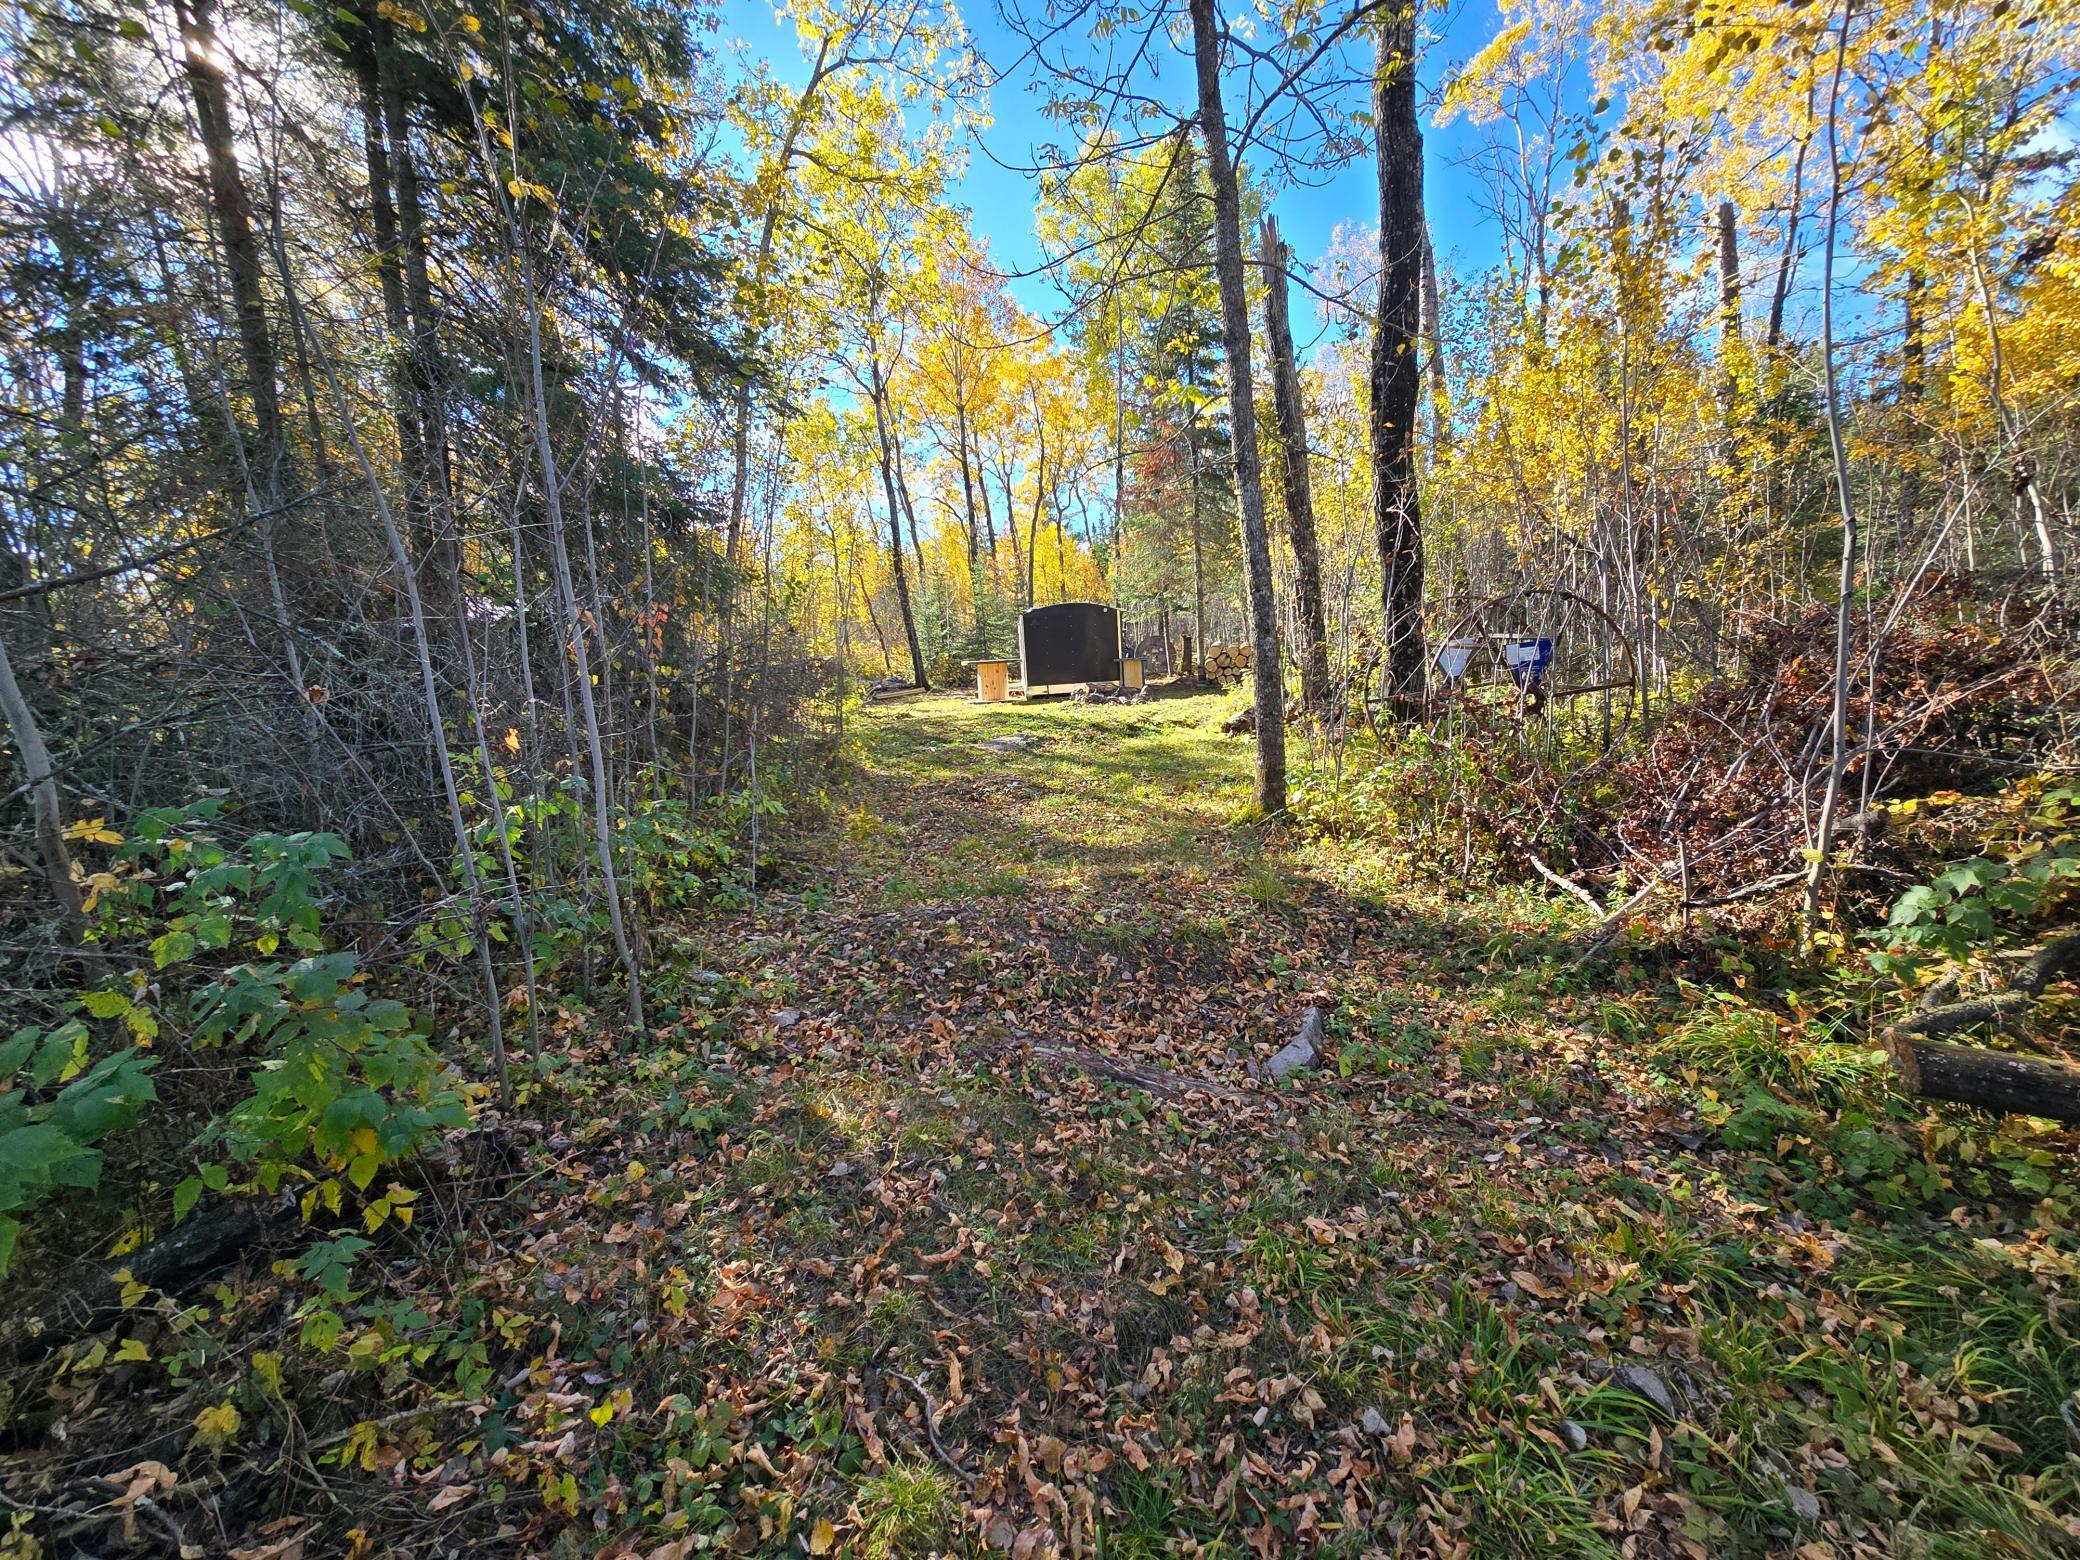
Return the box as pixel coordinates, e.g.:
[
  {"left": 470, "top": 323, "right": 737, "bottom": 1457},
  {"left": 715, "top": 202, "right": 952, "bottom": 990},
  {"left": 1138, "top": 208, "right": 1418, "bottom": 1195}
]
[
  {"left": 1884, "top": 1032, "right": 2080, "bottom": 1122},
  {"left": 1880, "top": 929, "right": 2080, "bottom": 1121},
  {"left": 1, "top": 1198, "right": 301, "bottom": 1366}
]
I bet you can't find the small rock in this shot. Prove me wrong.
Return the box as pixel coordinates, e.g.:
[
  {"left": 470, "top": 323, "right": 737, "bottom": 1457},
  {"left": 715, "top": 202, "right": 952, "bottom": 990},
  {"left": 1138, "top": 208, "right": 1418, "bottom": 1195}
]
[
  {"left": 1786, "top": 1488, "right": 1822, "bottom": 1523},
  {"left": 689, "top": 969, "right": 725, "bottom": 986},
  {"left": 980, "top": 733, "right": 1044, "bottom": 754},
  {"left": 1361, "top": 1406, "right": 1392, "bottom": 1437},
  {"left": 1611, "top": 1364, "right": 1679, "bottom": 1417},
  {"left": 825, "top": 1160, "right": 856, "bottom": 1179},
  {"left": 1559, "top": 1419, "right": 1589, "bottom": 1452},
  {"left": 1267, "top": 1005, "right": 1326, "bottom": 1080},
  {"left": 771, "top": 1008, "right": 803, "bottom": 1029}
]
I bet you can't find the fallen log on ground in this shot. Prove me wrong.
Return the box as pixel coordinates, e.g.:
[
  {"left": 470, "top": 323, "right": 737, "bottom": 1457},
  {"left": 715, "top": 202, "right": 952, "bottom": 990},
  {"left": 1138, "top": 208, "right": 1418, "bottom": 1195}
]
[
  {"left": 1565, "top": 877, "right": 1667, "bottom": 958},
  {"left": 1025, "top": 1040, "right": 1247, "bottom": 1101},
  {"left": 1883, "top": 1032, "right": 2080, "bottom": 1122},
  {"left": 1880, "top": 927, "right": 2080, "bottom": 1121},
  {"left": 1527, "top": 852, "right": 1604, "bottom": 913},
  {"left": 1, "top": 1197, "right": 300, "bottom": 1366}
]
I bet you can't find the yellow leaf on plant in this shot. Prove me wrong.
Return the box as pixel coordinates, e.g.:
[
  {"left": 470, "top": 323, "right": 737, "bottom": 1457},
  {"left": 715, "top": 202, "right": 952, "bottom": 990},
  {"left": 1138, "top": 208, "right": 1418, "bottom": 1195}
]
[
  {"left": 193, "top": 1400, "right": 241, "bottom": 1445},
  {"left": 808, "top": 1519, "right": 837, "bottom": 1555}
]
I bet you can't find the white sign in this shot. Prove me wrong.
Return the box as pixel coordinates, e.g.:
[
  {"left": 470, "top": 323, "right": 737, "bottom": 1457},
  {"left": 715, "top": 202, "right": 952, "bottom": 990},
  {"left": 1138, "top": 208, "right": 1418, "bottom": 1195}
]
[{"left": 1435, "top": 640, "right": 1478, "bottom": 680}]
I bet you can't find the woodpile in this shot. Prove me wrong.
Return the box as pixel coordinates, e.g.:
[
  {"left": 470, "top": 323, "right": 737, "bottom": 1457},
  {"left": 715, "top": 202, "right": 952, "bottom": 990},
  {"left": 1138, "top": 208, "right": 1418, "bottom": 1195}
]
[{"left": 1202, "top": 642, "right": 1252, "bottom": 681}]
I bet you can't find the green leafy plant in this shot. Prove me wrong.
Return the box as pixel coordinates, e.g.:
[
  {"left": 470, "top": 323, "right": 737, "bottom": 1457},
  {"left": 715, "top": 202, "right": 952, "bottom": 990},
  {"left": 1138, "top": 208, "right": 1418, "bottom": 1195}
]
[
  {"left": 199, "top": 952, "right": 469, "bottom": 1201},
  {"left": 0, "top": 1021, "right": 158, "bottom": 1276},
  {"left": 69, "top": 801, "right": 469, "bottom": 1229},
  {"left": 1871, "top": 784, "right": 2080, "bottom": 976}
]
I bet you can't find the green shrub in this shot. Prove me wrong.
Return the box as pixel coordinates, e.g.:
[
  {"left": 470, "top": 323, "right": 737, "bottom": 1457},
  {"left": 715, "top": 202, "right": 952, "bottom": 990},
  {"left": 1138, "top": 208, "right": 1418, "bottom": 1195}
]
[
  {"left": 0, "top": 1022, "right": 158, "bottom": 1277},
  {"left": 65, "top": 800, "right": 469, "bottom": 1240}
]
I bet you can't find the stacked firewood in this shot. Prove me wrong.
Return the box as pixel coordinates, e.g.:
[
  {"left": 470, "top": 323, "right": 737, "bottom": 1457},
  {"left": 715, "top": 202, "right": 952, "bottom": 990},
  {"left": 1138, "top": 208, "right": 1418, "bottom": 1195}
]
[{"left": 1201, "top": 643, "right": 1253, "bottom": 680}]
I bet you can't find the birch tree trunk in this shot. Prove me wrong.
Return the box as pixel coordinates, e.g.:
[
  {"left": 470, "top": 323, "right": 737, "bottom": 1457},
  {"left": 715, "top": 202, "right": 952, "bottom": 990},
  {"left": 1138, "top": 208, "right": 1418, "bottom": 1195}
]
[
  {"left": 1802, "top": 0, "right": 1861, "bottom": 935},
  {"left": 869, "top": 352, "right": 930, "bottom": 688},
  {"left": 1715, "top": 199, "right": 1743, "bottom": 483}
]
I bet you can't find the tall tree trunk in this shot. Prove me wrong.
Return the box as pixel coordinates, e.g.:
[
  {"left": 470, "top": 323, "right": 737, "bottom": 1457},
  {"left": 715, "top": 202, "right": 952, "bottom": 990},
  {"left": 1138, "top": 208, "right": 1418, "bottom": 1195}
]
[
  {"left": 175, "top": 0, "right": 287, "bottom": 505},
  {"left": 376, "top": 25, "right": 459, "bottom": 605},
  {"left": 1899, "top": 270, "right": 1924, "bottom": 540},
  {"left": 178, "top": 0, "right": 316, "bottom": 752},
  {"left": 1956, "top": 201, "right": 2056, "bottom": 586},
  {"left": 978, "top": 459, "right": 1000, "bottom": 583},
  {"left": 280, "top": 267, "right": 512, "bottom": 1105},
  {"left": 1112, "top": 334, "right": 1127, "bottom": 574},
  {"left": 1715, "top": 199, "right": 1743, "bottom": 481},
  {"left": 0, "top": 628, "right": 82, "bottom": 929},
  {"left": 721, "top": 32, "right": 835, "bottom": 657},
  {"left": 1025, "top": 418, "right": 1047, "bottom": 609},
  {"left": 519, "top": 288, "right": 644, "bottom": 1032},
  {"left": 1371, "top": 4, "right": 1427, "bottom": 713},
  {"left": 1186, "top": 0, "right": 1286, "bottom": 815},
  {"left": 1419, "top": 220, "right": 1449, "bottom": 450},
  {"left": 357, "top": 62, "right": 433, "bottom": 565},
  {"left": 1802, "top": 0, "right": 1860, "bottom": 935},
  {"left": 1766, "top": 105, "right": 1811, "bottom": 352},
  {"left": 1260, "top": 215, "right": 1332, "bottom": 716},
  {"left": 894, "top": 434, "right": 929, "bottom": 586},
  {"left": 999, "top": 465, "right": 1023, "bottom": 601},
  {"left": 956, "top": 393, "right": 982, "bottom": 628},
  {"left": 1189, "top": 428, "right": 1206, "bottom": 681},
  {"left": 870, "top": 352, "right": 930, "bottom": 689}
]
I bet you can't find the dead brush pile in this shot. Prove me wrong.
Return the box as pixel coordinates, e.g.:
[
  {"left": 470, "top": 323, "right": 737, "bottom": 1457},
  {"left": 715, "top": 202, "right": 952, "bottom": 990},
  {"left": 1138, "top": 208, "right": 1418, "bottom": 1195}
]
[{"left": 1583, "top": 585, "right": 2069, "bottom": 908}]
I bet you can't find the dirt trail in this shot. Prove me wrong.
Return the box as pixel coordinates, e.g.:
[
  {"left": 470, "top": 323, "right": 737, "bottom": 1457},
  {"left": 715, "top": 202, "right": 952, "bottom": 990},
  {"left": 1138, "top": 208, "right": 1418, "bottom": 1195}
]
[
  {"left": 67, "top": 690, "right": 2053, "bottom": 1559},
  {"left": 534, "top": 690, "right": 2063, "bottom": 1558}
]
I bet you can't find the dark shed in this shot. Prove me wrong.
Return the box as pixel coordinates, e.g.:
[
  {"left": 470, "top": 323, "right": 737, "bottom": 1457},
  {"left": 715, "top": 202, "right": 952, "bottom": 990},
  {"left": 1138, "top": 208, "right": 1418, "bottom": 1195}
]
[{"left": 1018, "top": 602, "right": 1123, "bottom": 694}]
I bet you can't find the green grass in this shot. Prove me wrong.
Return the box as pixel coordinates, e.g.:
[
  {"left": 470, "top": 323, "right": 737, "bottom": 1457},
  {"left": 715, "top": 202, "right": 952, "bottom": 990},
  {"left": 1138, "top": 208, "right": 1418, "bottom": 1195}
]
[
  {"left": 331, "top": 691, "right": 2080, "bottom": 1557},
  {"left": 856, "top": 1460, "right": 957, "bottom": 1557}
]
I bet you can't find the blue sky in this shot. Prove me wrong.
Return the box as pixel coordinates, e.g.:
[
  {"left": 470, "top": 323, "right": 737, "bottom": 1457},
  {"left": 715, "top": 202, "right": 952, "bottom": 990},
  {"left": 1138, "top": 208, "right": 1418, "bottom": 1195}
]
[{"left": 716, "top": 0, "right": 1517, "bottom": 353}]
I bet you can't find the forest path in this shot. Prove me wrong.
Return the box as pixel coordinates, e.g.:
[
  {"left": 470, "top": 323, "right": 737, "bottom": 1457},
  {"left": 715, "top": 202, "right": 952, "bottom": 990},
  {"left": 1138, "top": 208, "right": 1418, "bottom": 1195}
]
[{"left": 588, "top": 690, "right": 2070, "bottom": 1557}]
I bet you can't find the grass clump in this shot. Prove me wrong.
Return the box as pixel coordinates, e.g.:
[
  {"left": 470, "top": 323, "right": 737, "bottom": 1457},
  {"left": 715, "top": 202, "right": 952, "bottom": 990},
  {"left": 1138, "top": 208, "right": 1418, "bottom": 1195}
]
[{"left": 857, "top": 1459, "right": 956, "bottom": 1557}]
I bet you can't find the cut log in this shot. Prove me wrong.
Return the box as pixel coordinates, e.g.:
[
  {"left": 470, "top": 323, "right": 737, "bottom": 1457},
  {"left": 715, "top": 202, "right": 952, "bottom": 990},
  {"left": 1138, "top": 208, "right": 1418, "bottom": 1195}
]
[{"left": 1884, "top": 1032, "right": 2080, "bottom": 1122}]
